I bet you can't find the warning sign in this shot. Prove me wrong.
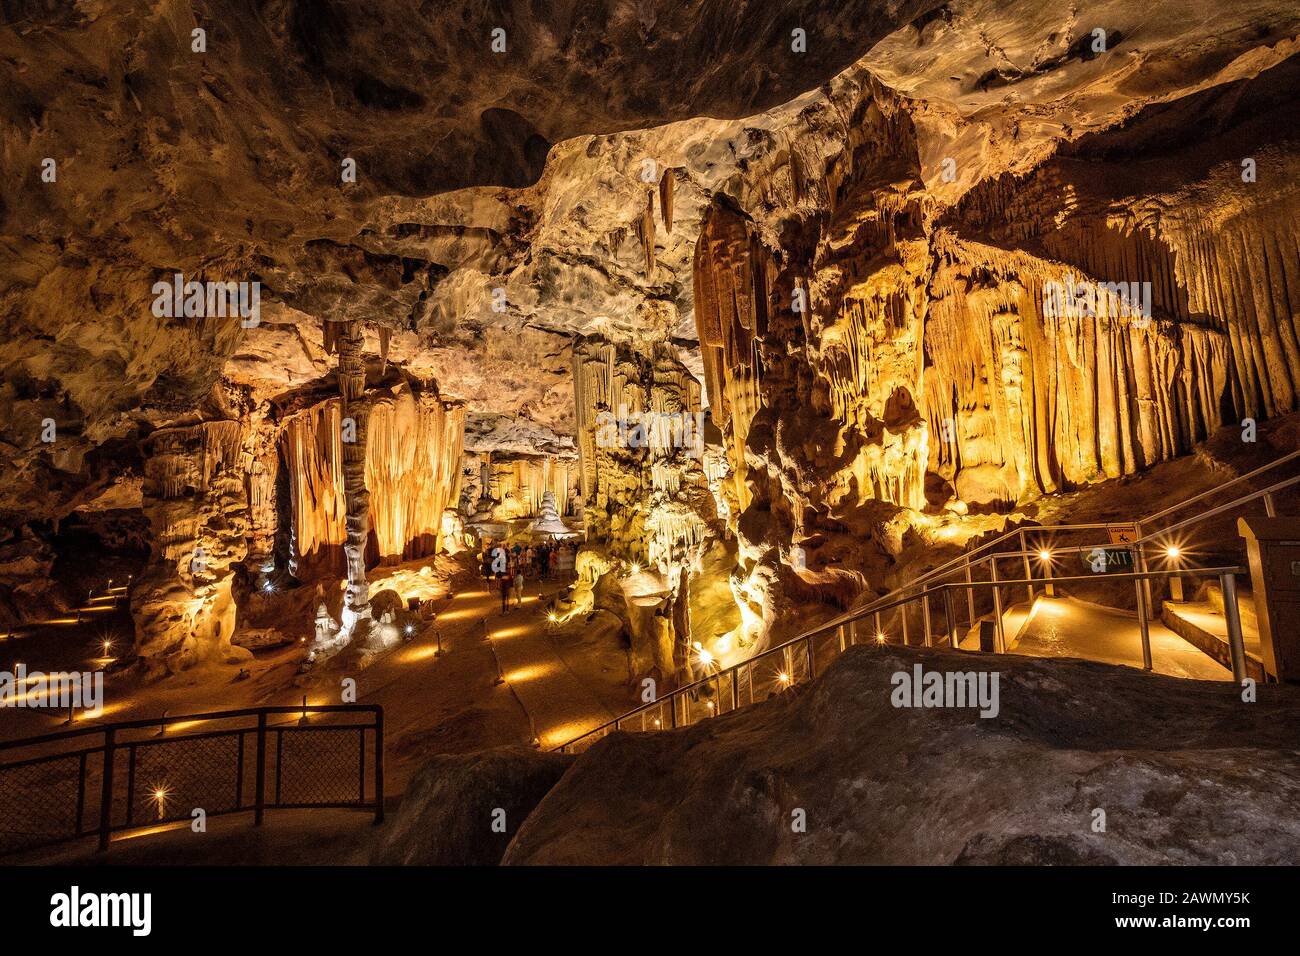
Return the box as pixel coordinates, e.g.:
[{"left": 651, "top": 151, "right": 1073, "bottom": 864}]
[{"left": 1106, "top": 522, "right": 1139, "bottom": 545}]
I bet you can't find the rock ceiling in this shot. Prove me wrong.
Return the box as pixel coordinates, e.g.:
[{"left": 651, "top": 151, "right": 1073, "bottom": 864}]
[{"left": 2, "top": 0, "right": 1298, "bottom": 522}]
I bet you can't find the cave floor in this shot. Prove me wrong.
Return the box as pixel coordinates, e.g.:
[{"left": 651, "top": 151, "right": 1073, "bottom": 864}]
[
  {"left": 992, "top": 595, "right": 1231, "bottom": 680},
  {"left": 485, "top": 579, "right": 625, "bottom": 749},
  {"left": 1, "top": 559, "right": 639, "bottom": 797}
]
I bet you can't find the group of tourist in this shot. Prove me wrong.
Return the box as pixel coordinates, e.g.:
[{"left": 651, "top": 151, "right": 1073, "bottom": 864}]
[{"left": 479, "top": 540, "right": 578, "bottom": 614}]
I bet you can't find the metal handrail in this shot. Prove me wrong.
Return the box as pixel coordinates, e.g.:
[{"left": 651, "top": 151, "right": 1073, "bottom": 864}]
[
  {"left": 1140, "top": 447, "right": 1300, "bottom": 524},
  {"left": 559, "top": 447, "right": 1296, "bottom": 751},
  {"left": 559, "top": 565, "right": 1249, "bottom": 753},
  {"left": 0, "top": 704, "right": 385, "bottom": 856},
  {"left": 851, "top": 447, "right": 1299, "bottom": 623},
  {"left": 0, "top": 703, "right": 380, "bottom": 753}
]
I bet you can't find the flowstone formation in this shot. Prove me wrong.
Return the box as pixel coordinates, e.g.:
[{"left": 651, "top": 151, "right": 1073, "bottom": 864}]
[{"left": 131, "top": 420, "right": 253, "bottom": 671}]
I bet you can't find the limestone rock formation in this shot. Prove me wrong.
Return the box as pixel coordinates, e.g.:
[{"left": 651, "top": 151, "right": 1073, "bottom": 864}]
[
  {"left": 372, "top": 747, "right": 574, "bottom": 866},
  {"left": 131, "top": 420, "right": 253, "bottom": 670},
  {"left": 502, "top": 646, "right": 1300, "bottom": 864}
]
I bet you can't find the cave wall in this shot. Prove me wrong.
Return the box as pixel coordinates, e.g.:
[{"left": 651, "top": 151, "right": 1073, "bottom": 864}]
[
  {"left": 571, "top": 337, "right": 715, "bottom": 568},
  {"left": 280, "top": 381, "right": 464, "bottom": 575},
  {"left": 131, "top": 420, "right": 252, "bottom": 669},
  {"left": 462, "top": 451, "right": 578, "bottom": 520},
  {"left": 689, "top": 57, "right": 1300, "bottom": 631}
]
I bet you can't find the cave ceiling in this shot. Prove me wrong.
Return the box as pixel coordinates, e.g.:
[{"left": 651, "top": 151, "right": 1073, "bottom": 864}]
[{"left": 1, "top": 0, "right": 1298, "bottom": 520}]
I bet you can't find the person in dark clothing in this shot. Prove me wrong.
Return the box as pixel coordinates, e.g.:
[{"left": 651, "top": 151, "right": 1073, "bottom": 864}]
[{"left": 498, "top": 574, "right": 511, "bottom": 615}]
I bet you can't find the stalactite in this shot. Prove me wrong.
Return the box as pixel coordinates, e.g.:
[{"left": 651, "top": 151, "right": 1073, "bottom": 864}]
[
  {"left": 693, "top": 203, "right": 769, "bottom": 516},
  {"left": 280, "top": 383, "right": 465, "bottom": 572},
  {"left": 638, "top": 188, "right": 656, "bottom": 276},
  {"left": 572, "top": 338, "right": 712, "bottom": 567},
  {"left": 659, "top": 168, "right": 675, "bottom": 233},
  {"left": 479, "top": 452, "right": 577, "bottom": 519},
  {"left": 131, "top": 419, "right": 252, "bottom": 669}
]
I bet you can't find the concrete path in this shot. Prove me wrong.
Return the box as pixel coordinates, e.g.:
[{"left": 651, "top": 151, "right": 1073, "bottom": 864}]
[
  {"left": 479, "top": 577, "right": 617, "bottom": 749},
  {"left": 1000, "top": 595, "right": 1231, "bottom": 680}
]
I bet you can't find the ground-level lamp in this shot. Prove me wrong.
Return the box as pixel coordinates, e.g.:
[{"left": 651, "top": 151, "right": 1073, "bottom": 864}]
[
  {"left": 1038, "top": 547, "right": 1056, "bottom": 597},
  {"left": 1164, "top": 544, "right": 1187, "bottom": 602},
  {"left": 151, "top": 784, "right": 171, "bottom": 820}
]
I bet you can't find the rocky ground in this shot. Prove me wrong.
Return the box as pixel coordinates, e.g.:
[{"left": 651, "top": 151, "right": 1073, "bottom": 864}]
[{"left": 497, "top": 645, "right": 1300, "bottom": 865}]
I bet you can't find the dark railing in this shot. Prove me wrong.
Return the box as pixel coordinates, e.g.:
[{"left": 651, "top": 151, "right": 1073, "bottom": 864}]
[
  {"left": 0, "top": 704, "right": 383, "bottom": 858},
  {"left": 558, "top": 449, "right": 1300, "bottom": 753},
  {"left": 558, "top": 567, "right": 1247, "bottom": 754}
]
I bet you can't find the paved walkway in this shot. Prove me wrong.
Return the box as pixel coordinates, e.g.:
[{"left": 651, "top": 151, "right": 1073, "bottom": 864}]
[
  {"left": 995, "top": 595, "right": 1231, "bottom": 680},
  {"left": 479, "top": 577, "right": 616, "bottom": 749}
]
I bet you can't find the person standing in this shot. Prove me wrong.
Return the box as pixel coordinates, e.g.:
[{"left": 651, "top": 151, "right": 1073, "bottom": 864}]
[
  {"left": 499, "top": 574, "right": 511, "bottom": 615},
  {"left": 513, "top": 567, "right": 525, "bottom": 608}
]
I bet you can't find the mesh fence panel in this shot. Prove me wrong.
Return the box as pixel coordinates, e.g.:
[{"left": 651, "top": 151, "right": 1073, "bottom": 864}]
[
  {"left": 0, "top": 752, "right": 88, "bottom": 855},
  {"left": 276, "top": 728, "right": 363, "bottom": 806},
  {"left": 127, "top": 734, "right": 243, "bottom": 827}
]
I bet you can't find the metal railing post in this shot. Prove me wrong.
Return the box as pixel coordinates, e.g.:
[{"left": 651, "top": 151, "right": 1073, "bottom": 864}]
[
  {"left": 873, "top": 611, "right": 882, "bottom": 641},
  {"left": 254, "top": 711, "right": 267, "bottom": 825},
  {"left": 901, "top": 602, "right": 910, "bottom": 646},
  {"left": 1135, "top": 579, "right": 1153, "bottom": 671},
  {"left": 943, "top": 588, "right": 958, "bottom": 649},
  {"left": 965, "top": 562, "right": 975, "bottom": 626},
  {"left": 1019, "top": 531, "right": 1033, "bottom": 604},
  {"left": 1221, "top": 572, "right": 1248, "bottom": 684},
  {"left": 837, "top": 624, "right": 846, "bottom": 654},
  {"left": 990, "top": 557, "right": 1005, "bottom": 652},
  {"left": 373, "top": 708, "right": 385, "bottom": 824},
  {"left": 921, "top": 590, "right": 932, "bottom": 647},
  {"left": 1134, "top": 520, "right": 1153, "bottom": 618},
  {"left": 1264, "top": 493, "right": 1277, "bottom": 517},
  {"left": 97, "top": 729, "right": 115, "bottom": 852}
]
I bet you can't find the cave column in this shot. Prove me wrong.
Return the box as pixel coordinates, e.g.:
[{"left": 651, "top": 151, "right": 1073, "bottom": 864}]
[{"left": 337, "top": 320, "right": 373, "bottom": 636}]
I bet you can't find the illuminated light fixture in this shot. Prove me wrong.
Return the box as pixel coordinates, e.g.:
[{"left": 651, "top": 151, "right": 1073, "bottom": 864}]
[
  {"left": 706, "top": 701, "right": 715, "bottom": 712},
  {"left": 547, "top": 612, "right": 557, "bottom": 623},
  {"left": 630, "top": 563, "right": 641, "bottom": 575},
  {"left": 875, "top": 631, "right": 886, "bottom": 644},
  {"left": 777, "top": 671, "right": 791, "bottom": 685},
  {"left": 653, "top": 718, "right": 661, "bottom": 727},
  {"left": 404, "top": 624, "right": 415, "bottom": 636},
  {"left": 152, "top": 785, "right": 170, "bottom": 819},
  {"left": 693, "top": 641, "right": 714, "bottom": 667},
  {"left": 102, "top": 639, "right": 113, "bottom": 656},
  {"left": 1038, "top": 549, "right": 1052, "bottom": 562},
  {"left": 262, "top": 581, "right": 275, "bottom": 593},
  {"left": 1165, "top": 545, "right": 1182, "bottom": 559}
]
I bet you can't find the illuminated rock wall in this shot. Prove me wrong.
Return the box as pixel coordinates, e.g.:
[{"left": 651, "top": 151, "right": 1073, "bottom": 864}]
[
  {"left": 280, "top": 382, "right": 464, "bottom": 574},
  {"left": 572, "top": 338, "right": 713, "bottom": 567},
  {"left": 479, "top": 453, "right": 578, "bottom": 520},
  {"left": 695, "top": 70, "right": 1299, "bottom": 526},
  {"left": 131, "top": 420, "right": 252, "bottom": 669},
  {"left": 924, "top": 233, "right": 1233, "bottom": 505}
]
